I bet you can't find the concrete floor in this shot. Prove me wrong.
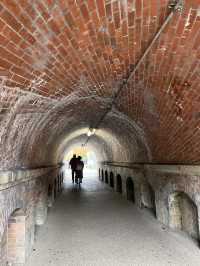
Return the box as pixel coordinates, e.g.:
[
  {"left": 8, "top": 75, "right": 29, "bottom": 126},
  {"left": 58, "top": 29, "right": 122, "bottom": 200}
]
[{"left": 26, "top": 170, "right": 200, "bottom": 266}]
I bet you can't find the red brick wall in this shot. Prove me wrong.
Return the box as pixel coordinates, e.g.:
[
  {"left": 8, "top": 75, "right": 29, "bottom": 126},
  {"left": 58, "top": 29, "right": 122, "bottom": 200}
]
[{"left": 0, "top": 1, "right": 199, "bottom": 170}]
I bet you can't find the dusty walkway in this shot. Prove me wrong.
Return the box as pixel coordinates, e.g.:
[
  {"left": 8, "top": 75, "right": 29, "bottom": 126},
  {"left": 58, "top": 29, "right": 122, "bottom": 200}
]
[{"left": 26, "top": 171, "right": 200, "bottom": 266}]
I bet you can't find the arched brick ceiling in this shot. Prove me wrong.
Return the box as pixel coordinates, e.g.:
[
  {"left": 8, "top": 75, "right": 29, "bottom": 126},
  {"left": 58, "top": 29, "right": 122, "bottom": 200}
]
[{"left": 0, "top": 0, "right": 199, "bottom": 169}]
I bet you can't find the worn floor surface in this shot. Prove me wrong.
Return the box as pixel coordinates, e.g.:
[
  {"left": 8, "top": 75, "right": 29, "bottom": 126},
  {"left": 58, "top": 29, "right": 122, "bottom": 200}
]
[{"left": 26, "top": 170, "right": 200, "bottom": 266}]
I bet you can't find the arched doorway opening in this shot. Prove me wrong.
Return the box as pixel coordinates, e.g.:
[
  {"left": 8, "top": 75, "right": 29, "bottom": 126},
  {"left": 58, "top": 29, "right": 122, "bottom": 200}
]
[
  {"left": 110, "top": 172, "right": 114, "bottom": 188},
  {"left": 169, "top": 192, "right": 199, "bottom": 241},
  {"left": 116, "top": 174, "right": 122, "bottom": 193},
  {"left": 105, "top": 170, "right": 108, "bottom": 184},
  {"left": 126, "top": 177, "right": 135, "bottom": 202},
  {"left": 101, "top": 169, "right": 104, "bottom": 182}
]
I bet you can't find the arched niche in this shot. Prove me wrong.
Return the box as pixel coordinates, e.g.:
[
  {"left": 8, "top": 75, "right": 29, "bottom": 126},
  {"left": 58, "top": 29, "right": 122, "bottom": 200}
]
[
  {"left": 101, "top": 169, "right": 104, "bottom": 182},
  {"left": 110, "top": 172, "right": 114, "bottom": 188},
  {"left": 126, "top": 177, "right": 135, "bottom": 203},
  {"left": 116, "top": 174, "right": 122, "bottom": 193},
  {"left": 105, "top": 170, "right": 108, "bottom": 184},
  {"left": 169, "top": 192, "right": 199, "bottom": 241}
]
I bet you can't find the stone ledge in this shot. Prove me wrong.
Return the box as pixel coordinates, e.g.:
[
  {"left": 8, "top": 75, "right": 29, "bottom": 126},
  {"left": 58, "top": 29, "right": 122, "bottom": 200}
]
[
  {"left": 103, "top": 162, "right": 200, "bottom": 176},
  {"left": 0, "top": 166, "right": 61, "bottom": 190},
  {"left": 145, "top": 165, "right": 200, "bottom": 175}
]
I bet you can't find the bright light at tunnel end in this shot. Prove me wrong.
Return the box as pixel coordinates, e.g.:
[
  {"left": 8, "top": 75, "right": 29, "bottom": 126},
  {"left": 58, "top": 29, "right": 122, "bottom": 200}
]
[{"left": 87, "top": 128, "right": 96, "bottom": 137}]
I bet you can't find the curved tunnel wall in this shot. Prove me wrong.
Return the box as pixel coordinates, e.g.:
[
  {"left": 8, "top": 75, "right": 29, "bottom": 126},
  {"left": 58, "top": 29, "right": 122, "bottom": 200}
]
[{"left": 0, "top": 91, "right": 150, "bottom": 170}]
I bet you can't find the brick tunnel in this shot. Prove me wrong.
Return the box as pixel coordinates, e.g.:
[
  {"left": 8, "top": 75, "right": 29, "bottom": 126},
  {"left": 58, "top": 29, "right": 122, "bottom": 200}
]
[{"left": 0, "top": 0, "right": 200, "bottom": 265}]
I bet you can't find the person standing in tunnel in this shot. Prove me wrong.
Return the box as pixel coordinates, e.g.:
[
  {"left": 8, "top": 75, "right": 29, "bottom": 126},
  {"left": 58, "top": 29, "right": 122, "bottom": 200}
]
[
  {"left": 75, "top": 156, "right": 84, "bottom": 185},
  {"left": 69, "top": 154, "right": 77, "bottom": 183}
]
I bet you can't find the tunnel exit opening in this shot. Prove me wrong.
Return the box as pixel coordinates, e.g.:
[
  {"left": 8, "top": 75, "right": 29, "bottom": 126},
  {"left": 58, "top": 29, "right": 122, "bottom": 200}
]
[{"left": 63, "top": 145, "right": 99, "bottom": 181}]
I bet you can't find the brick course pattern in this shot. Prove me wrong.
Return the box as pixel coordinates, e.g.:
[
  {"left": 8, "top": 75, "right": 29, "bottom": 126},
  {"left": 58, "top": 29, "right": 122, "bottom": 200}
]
[{"left": 0, "top": 1, "right": 199, "bottom": 169}]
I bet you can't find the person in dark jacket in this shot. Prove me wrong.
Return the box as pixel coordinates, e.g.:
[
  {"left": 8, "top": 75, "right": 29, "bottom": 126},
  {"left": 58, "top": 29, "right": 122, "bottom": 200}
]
[
  {"left": 69, "top": 154, "right": 77, "bottom": 183},
  {"left": 75, "top": 156, "right": 84, "bottom": 184}
]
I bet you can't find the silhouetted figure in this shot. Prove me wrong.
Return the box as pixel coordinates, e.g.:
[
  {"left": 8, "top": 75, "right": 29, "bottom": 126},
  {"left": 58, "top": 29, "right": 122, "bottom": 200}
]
[
  {"left": 69, "top": 154, "right": 77, "bottom": 183},
  {"left": 75, "top": 156, "right": 84, "bottom": 185}
]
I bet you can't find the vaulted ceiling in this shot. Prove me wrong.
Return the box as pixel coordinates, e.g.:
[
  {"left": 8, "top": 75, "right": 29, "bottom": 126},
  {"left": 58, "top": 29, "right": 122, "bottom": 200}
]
[{"left": 0, "top": 0, "right": 199, "bottom": 169}]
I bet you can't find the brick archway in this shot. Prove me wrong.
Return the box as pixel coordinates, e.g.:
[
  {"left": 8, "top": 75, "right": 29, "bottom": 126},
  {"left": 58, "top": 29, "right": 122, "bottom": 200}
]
[{"left": 169, "top": 192, "right": 199, "bottom": 241}]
